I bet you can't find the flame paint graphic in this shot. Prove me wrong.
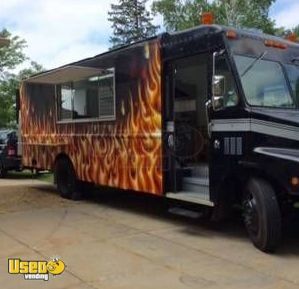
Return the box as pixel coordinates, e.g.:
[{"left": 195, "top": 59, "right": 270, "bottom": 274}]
[{"left": 21, "top": 40, "right": 163, "bottom": 195}]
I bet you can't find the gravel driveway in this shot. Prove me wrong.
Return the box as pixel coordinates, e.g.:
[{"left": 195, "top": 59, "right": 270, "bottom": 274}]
[{"left": 1, "top": 178, "right": 299, "bottom": 289}]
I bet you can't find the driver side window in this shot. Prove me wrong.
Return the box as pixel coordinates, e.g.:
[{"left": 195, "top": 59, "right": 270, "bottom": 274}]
[{"left": 215, "top": 57, "right": 239, "bottom": 107}]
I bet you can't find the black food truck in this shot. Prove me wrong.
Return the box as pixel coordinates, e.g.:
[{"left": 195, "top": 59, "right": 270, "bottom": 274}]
[{"left": 19, "top": 23, "right": 299, "bottom": 252}]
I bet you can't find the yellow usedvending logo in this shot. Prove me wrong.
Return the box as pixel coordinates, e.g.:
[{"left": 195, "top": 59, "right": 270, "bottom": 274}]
[{"left": 8, "top": 258, "right": 66, "bottom": 281}]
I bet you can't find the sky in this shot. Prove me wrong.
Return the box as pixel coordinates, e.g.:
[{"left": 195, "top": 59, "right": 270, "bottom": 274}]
[{"left": 0, "top": 0, "right": 298, "bottom": 70}]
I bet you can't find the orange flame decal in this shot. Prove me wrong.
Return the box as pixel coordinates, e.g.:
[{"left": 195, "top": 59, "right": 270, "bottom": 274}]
[{"left": 21, "top": 40, "right": 163, "bottom": 195}]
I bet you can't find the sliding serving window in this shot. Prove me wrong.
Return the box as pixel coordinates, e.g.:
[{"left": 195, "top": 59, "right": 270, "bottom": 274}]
[
  {"left": 57, "top": 68, "right": 116, "bottom": 122},
  {"left": 59, "top": 83, "right": 73, "bottom": 120}
]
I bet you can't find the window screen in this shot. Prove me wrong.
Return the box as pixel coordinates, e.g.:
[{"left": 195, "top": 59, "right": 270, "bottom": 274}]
[{"left": 99, "top": 71, "right": 115, "bottom": 118}]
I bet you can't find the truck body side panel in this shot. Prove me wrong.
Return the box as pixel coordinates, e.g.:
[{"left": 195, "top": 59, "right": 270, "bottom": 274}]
[{"left": 20, "top": 40, "right": 163, "bottom": 195}]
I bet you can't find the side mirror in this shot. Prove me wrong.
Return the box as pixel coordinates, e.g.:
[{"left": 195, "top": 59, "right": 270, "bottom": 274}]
[{"left": 212, "top": 75, "right": 225, "bottom": 111}]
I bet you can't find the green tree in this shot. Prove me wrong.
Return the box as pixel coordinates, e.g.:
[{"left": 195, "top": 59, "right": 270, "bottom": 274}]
[
  {"left": 214, "top": 0, "right": 276, "bottom": 34},
  {"left": 0, "top": 29, "right": 27, "bottom": 78},
  {"left": 152, "top": 0, "right": 276, "bottom": 34},
  {"left": 152, "top": 0, "right": 209, "bottom": 31},
  {"left": 18, "top": 61, "right": 44, "bottom": 81},
  {"left": 290, "top": 25, "right": 299, "bottom": 40},
  {"left": 0, "top": 29, "right": 44, "bottom": 128},
  {"left": 0, "top": 61, "right": 44, "bottom": 128},
  {"left": 108, "top": 0, "right": 159, "bottom": 49},
  {"left": 274, "top": 25, "right": 299, "bottom": 41},
  {"left": 0, "top": 77, "right": 17, "bottom": 128}
]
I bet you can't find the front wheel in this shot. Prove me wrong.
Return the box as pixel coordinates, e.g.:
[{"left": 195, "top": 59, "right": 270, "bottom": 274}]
[{"left": 243, "top": 178, "right": 282, "bottom": 253}]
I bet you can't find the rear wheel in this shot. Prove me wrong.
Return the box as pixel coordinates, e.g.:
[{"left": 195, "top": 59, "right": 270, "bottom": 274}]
[
  {"left": 54, "top": 158, "right": 82, "bottom": 200},
  {"left": 243, "top": 178, "right": 281, "bottom": 252}
]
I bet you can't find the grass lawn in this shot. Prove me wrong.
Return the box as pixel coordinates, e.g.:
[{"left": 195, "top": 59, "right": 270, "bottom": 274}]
[{"left": 8, "top": 170, "right": 54, "bottom": 183}]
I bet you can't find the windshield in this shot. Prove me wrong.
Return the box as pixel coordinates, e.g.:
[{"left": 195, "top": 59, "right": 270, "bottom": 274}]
[
  {"left": 285, "top": 64, "right": 299, "bottom": 104},
  {"left": 0, "top": 131, "right": 9, "bottom": 145},
  {"left": 234, "top": 55, "right": 295, "bottom": 108},
  {"left": 0, "top": 131, "right": 9, "bottom": 140}
]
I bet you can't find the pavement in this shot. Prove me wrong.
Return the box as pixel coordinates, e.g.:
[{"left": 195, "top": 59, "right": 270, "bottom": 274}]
[{"left": 1, "top": 178, "right": 299, "bottom": 289}]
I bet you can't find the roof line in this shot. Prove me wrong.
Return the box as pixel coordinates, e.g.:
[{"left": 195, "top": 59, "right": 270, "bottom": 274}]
[
  {"left": 25, "top": 24, "right": 299, "bottom": 82},
  {"left": 26, "top": 34, "right": 161, "bottom": 81}
]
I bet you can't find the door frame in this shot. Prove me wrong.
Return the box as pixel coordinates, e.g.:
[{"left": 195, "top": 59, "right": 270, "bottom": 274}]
[{"left": 163, "top": 51, "right": 214, "bottom": 194}]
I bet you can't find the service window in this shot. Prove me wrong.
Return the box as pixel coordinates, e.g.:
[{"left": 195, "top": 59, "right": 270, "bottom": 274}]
[
  {"left": 57, "top": 68, "right": 115, "bottom": 121},
  {"left": 73, "top": 79, "right": 99, "bottom": 119},
  {"left": 59, "top": 84, "right": 73, "bottom": 120}
]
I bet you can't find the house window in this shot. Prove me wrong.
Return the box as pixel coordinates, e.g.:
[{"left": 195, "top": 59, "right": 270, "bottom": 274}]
[{"left": 57, "top": 68, "right": 115, "bottom": 121}]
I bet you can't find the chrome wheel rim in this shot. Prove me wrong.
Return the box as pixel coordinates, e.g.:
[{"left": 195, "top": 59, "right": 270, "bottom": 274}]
[{"left": 243, "top": 192, "right": 259, "bottom": 236}]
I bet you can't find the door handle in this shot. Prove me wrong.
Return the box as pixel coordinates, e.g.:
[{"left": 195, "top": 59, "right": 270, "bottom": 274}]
[
  {"left": 205, "top": 100, "right": 212, "bottom": 138},
  {"left": 168, "top": 134, "right": 174, "bottom": 148},
  {"left": 205, "top": 99, "right": 212, "bottom": 109}
]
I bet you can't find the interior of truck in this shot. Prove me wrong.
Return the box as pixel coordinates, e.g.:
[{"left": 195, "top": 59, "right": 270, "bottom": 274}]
[
  {"left": 172, "top": 53, "right": 210, "bottom": 198},
  {"left": 166, "top": 51, "right": 240, "bottom": 204}
]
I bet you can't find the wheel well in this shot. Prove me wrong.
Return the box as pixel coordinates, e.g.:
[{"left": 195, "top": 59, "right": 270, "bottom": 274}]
[{"left": 219, "top": 167, "right": 286, "bottom": 207}]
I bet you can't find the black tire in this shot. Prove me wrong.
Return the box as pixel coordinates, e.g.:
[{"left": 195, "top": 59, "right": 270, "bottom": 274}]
[
  {"left": 0, "top": 161, "right": 7, "bottom": 178},
  {"left": 243, "top": 178, "right": 281, "bottom": 253},
  {"left": 54, "top": 158, "right": 82, "bottom": 201},
  {"left": 78, "top": 181, "right": 94, "bottom": 199}
]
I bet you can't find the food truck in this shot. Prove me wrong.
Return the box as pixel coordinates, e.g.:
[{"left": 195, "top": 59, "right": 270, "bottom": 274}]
[{"left": 20, "top": 23, "right": 299, "bottom": 252}]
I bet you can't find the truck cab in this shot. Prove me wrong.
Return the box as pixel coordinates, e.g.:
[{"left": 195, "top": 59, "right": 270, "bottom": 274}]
[{"left": 163, "top": 25, "right": 299, "bottom": 252}]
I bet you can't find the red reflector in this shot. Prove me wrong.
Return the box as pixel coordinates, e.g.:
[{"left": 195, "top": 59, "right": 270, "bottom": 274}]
[{"left": 7, "top": 147, "right": 16, "bottom": 156}]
